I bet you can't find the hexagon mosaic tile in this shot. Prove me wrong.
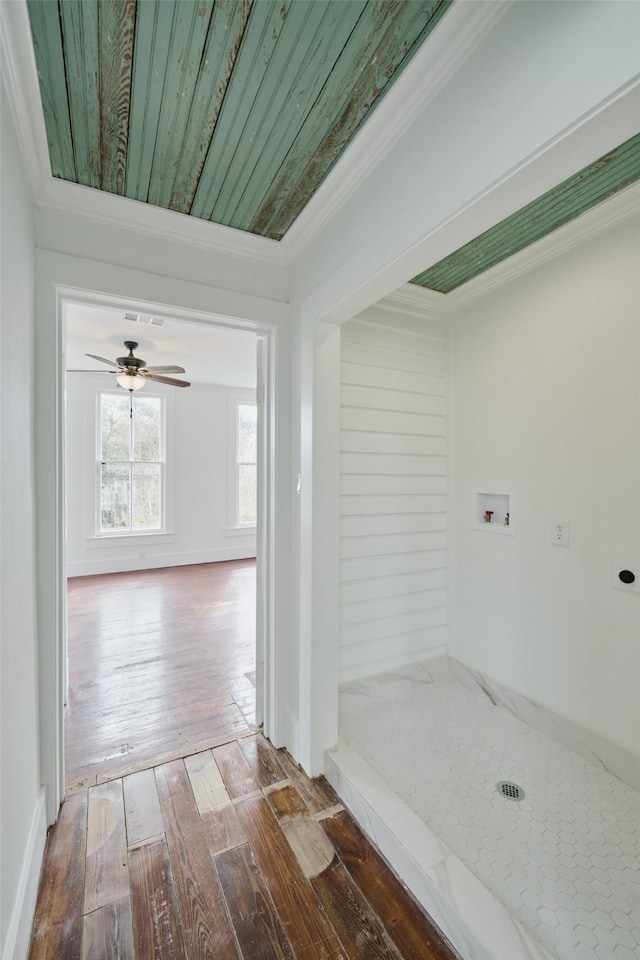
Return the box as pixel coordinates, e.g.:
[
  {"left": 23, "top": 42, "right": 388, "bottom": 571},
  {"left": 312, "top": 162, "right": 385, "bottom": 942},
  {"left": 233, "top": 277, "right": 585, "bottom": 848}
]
[{"left": 339, "top": 678, "right": 640, "bottom": 959}]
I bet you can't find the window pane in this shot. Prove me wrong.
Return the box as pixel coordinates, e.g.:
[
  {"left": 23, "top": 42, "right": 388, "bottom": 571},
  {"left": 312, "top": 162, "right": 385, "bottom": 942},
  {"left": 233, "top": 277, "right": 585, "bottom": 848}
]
[
  {"left": 100, "top": 463, "right": 131, "bottom": 531},
  {"left": 132, "top": 463, "right": 161, "bottom": 530},
  {"left": 133, "top": 396, "right": 161, "bottom": 461},
  {"left": 238, "top": 463, "right": 257, "bottom": 524},
  {"left": 101, "top": 394, "right": 131, "bottom": 460},
  {"left": 238, "top": 404, "right": 257, "bottom": 464}
]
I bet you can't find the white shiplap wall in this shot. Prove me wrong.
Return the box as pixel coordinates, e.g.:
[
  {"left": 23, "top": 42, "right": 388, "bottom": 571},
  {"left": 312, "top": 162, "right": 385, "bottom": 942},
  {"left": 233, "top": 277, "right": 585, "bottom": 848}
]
[{"left": 339, "top": 306, "right": 448, "bottom": 681}]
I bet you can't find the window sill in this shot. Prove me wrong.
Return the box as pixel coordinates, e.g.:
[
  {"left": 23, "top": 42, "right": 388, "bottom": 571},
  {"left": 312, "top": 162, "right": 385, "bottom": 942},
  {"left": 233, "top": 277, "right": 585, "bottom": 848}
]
[
  {"left": 225, "top": 525, "right": 257, "bottom": 538},
  {"left": 85, "top": 532, "right": 176, "bottom": 549}
]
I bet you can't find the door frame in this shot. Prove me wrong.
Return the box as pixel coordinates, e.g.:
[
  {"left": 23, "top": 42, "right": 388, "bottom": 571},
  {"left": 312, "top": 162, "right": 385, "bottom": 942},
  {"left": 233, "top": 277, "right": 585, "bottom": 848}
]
[{"left": 36, "top": 269, "right": 288, "bottom": 824}]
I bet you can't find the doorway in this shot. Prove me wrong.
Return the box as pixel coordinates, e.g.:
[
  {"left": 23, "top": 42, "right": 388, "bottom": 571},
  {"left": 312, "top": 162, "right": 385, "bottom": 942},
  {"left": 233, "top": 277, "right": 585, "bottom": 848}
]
[{"left": 62, "top": 294, "right": 268, "bottom": 794}]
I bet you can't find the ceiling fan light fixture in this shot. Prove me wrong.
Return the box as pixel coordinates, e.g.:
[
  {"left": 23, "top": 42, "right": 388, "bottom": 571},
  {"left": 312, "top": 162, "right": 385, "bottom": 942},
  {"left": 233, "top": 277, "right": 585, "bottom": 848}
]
[{"left": 116, "top": 373, "right": 145, "bottom": 392}]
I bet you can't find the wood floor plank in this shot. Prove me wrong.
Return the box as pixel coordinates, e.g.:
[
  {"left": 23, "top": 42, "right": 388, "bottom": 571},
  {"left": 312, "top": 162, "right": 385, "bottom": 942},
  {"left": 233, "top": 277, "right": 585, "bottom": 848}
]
[
  {"left": 129, "top": 838, "right": 187, "bottom": 960},
  {"left": 81, "top": 897, "right": 135, "bottom": 960},
  {"left": 233, "top": 794, "right": 344, "bottom": 959},
  {"left": 66, "top": 560, "right": 256, "bottom": 790},
  {"left": 155, "top": 759, "right": 240, "bottom": 959},
  {"left": 240, "top": 735, "right": 286, "bottom": 788},
  {"left": 322, "top": 810, "right": 457, "bottom": 960},
  {"left": 311, "top": 858, "right": 401, "bottom": 960},
  {"left": 123, "top": 769, "right": 164, "bottom": 847},
  {"left": 215, "top": 843, "right": 295, "bottom": 960},
  {"left": 90, "top": 726, "right": 253, "bottom": 786},
  {"left": 84, "top": 780, "right": 129, "bottom": 914},
  {"left": 184, "top": 749, "right": 231, "bottom": 812},
  {"left": 201, "top": 804, "right": 247, "bottom": 857},
  {"left": 275, "top": 749, "right": 340, "bottom": 814},
  {"left": 28, "top": 792, "right": 87, "bottom": 960},
  {"left": 266, "top": 784, "right": 335, "bottom": 880},
  {"left": 213, "top": 741, "right": 260, "bottom": 799}
]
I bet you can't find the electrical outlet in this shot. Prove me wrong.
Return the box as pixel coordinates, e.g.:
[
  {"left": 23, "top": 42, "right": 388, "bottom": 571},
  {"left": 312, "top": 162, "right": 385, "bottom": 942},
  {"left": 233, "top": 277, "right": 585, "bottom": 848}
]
[{"left": 553, "top": 519, "right": 570, "bottom": 546}]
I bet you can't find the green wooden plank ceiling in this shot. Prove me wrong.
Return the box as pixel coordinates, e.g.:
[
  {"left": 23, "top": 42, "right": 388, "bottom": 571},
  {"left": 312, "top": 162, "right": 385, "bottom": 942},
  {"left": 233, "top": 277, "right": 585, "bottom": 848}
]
[
  {"left": 410, "top": 134, "right": 640, "bottom": 294},
  {"left": 27, "top": 1, "right": 640, "bottom": 284},
  {"left": 27, "top": 0, "right": 450, "bottom": 240}
]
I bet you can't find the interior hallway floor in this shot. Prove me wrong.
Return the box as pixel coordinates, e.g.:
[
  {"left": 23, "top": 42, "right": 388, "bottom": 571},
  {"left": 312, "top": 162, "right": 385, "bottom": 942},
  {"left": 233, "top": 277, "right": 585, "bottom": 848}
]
[
  {"left": 28, "top": 732, "right": 457, "bottom": 959},
  {"left": 65, "top": 561, "right": 258, "bottom": 793},
  {"left": 32, "top": 557, "right": 457, "bottom": 959}
]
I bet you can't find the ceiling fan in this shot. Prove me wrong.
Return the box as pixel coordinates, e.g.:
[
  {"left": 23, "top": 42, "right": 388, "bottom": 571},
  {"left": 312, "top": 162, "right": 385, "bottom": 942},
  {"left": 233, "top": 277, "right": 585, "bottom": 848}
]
[{"left": 85, "top": 340, "right": 191, "bottom": 391}]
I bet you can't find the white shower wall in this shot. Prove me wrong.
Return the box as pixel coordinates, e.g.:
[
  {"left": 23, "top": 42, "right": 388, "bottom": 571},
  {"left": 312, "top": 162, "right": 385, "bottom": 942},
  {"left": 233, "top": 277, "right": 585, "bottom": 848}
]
[
  {"left": 338, "top": 306, "right": 448, "bottom": 681},
  {"left": 450, "top": 213, "right": 640, "bottom": 755}
]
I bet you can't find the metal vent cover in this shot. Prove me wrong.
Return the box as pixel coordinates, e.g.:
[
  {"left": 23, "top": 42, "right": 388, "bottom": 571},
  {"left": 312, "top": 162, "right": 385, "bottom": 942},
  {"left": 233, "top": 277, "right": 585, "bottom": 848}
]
[
  {"left": 125, "top": 312, "right": 164, "bottom": 327},
  {"left": 497, "top": 781, "right": 525, "bottom": 801}
]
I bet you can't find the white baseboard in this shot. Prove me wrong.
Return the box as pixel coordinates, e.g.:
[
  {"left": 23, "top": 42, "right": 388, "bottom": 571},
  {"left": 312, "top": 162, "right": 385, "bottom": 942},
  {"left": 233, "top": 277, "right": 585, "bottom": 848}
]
[
  {"left": 2, "top": 789, "right": 46, "bottom": 960},
  {"left": 67, "top": 545, "right": 256, "bottom": 577}
]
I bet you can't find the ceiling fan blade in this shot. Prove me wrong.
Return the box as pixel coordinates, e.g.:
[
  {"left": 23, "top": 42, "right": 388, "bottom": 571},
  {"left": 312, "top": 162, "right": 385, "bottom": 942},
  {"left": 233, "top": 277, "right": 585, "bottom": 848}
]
[
  {"left": 67, "top": 369, "right": 117, "bottom": 374},
  {"left": 141, "top": 365, "right": 186, "bottom": 374},
  {"left": 85, "top": 353, "right": 121, "bottom": 368},
  {"left": 143, "top": 373, "right": 191, "bottom": 387}
]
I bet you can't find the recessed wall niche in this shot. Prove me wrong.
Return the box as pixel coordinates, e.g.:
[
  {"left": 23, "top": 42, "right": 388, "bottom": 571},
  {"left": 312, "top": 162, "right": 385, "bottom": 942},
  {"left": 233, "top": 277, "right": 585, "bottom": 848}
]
[{"left": 473, "top": 490, "right": 514, "bottom": 535}]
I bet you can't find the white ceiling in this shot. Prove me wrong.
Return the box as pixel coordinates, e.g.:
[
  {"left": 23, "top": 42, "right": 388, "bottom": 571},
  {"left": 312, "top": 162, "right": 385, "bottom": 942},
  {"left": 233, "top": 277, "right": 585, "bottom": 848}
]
[{"left": 65, "top": 302, "right": 257, "bottom": 389}]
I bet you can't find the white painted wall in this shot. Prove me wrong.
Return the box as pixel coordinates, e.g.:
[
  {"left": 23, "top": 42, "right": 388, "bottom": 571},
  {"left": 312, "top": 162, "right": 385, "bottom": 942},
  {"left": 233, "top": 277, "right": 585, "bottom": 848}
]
[
  {"left": 0, "top": 80, "right": 46, "bottom": 960},
  {"left": 450, "top": 214, "right": 640, "bottom": 754},
  {"left": 338, "top": 306, "right": 448, "bottom": 681},
  {"left": 66, "top": 376, "right": 256, "bottom": 576}
]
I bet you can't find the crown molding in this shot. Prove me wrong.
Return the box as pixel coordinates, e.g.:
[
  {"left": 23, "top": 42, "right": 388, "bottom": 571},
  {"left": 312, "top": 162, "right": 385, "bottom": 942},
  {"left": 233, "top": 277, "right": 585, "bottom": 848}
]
[
  {"left": 279, "top": 0, "right": 515, "bottom": 263},
  {"left": 440, "top": 179, "right": 640, "bottom": 308},
  {"left": 1, "top": 0, "right": 285, "bottom": 268},
  {"left": 38, "top": 178, "right": 286, "bottom": 266},
  {"left": 0, "top": 0, "right": 51, "bottom": 197},
  {"left": 379, "top": 284, "right": 449, "bottom": 320}
]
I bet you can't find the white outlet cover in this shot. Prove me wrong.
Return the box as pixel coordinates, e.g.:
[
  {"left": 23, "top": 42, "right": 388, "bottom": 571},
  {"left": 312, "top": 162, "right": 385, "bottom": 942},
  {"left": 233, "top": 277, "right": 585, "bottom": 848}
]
[{"left": 553, "top": 519, "right": 570, "bottom": 546}]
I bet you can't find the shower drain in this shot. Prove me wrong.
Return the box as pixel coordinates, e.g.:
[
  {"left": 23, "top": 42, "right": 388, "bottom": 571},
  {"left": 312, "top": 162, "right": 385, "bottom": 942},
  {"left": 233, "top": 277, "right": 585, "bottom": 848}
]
[{"left": 497, "top": 781, "right": 525, "bottom": 801}]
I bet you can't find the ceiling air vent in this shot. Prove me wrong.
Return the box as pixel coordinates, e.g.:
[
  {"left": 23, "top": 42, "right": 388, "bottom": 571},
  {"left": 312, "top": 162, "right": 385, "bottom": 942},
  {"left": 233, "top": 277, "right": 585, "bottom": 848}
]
[{"left": 125, "top": 312, "right": 164, "bottom": 327}]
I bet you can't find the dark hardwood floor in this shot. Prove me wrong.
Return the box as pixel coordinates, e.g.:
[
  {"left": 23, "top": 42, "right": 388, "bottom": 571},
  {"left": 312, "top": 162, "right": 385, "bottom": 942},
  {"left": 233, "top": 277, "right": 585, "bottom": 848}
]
[
  {"left": 65, "top": 561, "right": 257, "bottom": 792},
  {"left": 29, "top": 734, "right": 458, "bottom": 960},
  {"left": 29, "top": 559, "right": 460, "bottom": 959}
]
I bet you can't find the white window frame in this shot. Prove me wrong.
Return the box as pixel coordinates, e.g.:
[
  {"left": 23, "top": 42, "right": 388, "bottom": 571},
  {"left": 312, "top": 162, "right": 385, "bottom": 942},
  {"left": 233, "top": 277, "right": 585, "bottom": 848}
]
[
  {"left": 83, "top": 380, "right": 175, "bottom": 544},
  {"left": 226, "top": 390, "right": 257, "bottom": 534}
]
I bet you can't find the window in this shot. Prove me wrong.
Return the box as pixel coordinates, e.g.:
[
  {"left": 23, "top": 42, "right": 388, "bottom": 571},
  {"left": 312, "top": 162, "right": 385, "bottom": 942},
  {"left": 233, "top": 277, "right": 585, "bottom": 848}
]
[
  {"left": 228, "top": 399, "right": 257, "bottom": 528},
  {"left": 98, "top": 391, "right": 164, "bottom": 534},
  {"left": 237, "top": 402, "right": 257, "bottom": 525}
]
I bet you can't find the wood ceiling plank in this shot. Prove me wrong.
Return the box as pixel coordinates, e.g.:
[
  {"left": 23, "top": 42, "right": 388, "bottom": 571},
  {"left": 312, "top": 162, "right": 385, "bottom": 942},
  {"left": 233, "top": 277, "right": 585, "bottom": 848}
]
[
  {"left": 249, "top": 0, "right": 450, "bottom": 239},
  {"left": 190, "top": 0, "right": 292, "bottom": 222},
  {"left": 209, "top": 0, "right": 364, "bottom": 228},
  {"left": 169, "top": 0, "right": 253, "bottom": 215},
  {"left": 412, "top": 133, "right": 640, "bottom": 293},
  {"left": 125, "top": 0, "right": 174, "bottom": 200},
  {"left": 27, "top": 0, "right": 77, "bottom": 181},
  {"left": 98, "top": 0, "right": 136, "bottom": 195},
  {"left": 59, "top": 0, "right": 100, "bottom": 189},
  {"left": 147, "top": 0, "right": 215, "bottom": 210}
]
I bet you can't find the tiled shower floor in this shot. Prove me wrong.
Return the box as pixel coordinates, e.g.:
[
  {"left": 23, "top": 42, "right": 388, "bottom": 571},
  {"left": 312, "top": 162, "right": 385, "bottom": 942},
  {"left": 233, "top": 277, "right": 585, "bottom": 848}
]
[{"left": 339, "top": 675, "right": 640, "bottom": 959}]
